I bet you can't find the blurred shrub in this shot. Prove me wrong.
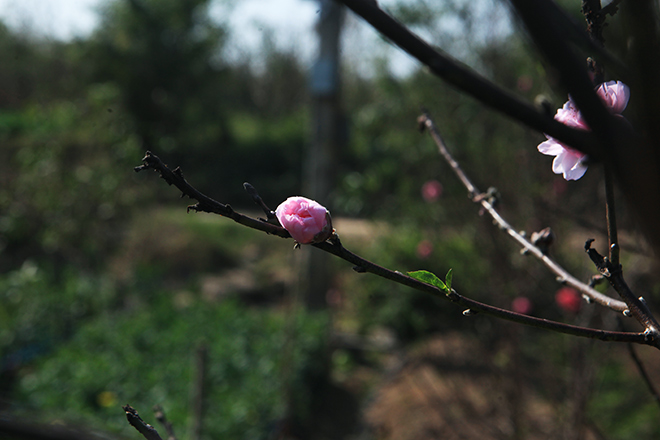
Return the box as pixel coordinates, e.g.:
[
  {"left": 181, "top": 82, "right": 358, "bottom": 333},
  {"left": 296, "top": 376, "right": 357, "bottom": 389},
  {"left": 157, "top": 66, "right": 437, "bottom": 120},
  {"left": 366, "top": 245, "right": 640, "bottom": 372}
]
[
  {"left": 15, "top": 296, "right": 328, "bottom": 439},
  {"left": 0, "top": 83, "right": 145, "bottom": 271}
]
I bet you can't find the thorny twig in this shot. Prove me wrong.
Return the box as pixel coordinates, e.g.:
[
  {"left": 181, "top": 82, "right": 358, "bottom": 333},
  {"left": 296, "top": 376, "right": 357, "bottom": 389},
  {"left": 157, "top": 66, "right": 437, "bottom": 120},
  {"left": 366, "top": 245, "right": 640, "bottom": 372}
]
[{"left": 134, "top": 152, "right": 657, "bottom": 347}]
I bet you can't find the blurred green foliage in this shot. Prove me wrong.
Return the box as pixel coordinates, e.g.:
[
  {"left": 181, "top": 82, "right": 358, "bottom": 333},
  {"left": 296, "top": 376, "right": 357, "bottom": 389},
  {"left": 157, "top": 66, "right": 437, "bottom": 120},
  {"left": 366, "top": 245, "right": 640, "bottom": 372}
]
[
  {"left": 15, "top": 295, "right": 328, "bottom": 439},
  {"left": 0, "top": 83, "right": 143, "bottom": 271}
]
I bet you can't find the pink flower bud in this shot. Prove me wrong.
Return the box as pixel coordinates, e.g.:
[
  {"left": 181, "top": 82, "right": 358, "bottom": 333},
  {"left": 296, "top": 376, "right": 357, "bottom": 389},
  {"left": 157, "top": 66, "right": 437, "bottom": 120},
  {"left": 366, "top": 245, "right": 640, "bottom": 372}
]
[
  {"left": 555, "top": 287, "right": 582, "bottom": 314},
  {"left": 511, "top": 296, "right": 533, "bottom": 315},
  {"left": 275, "top": 196, "right": 333, "bottom": 244}
]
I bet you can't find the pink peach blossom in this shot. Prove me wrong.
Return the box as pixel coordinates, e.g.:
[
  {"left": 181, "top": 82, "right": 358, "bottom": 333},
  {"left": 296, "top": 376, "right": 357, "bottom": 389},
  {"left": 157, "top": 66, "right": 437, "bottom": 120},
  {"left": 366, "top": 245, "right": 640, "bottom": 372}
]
[
  {"left": 275, "top": 196, "right": 333, "bottom": 244},
  {"left": 511, "top": 296, "right": 533, "bottom": 315},
  {"left": 421, "top": 180, "right": 443, "bottom": 202},
  {"left": 555, "top": 287, "right": 582, "bottom": 314},
  {"left": 538, "top": 81, "right": 630, "bottom": 181}
]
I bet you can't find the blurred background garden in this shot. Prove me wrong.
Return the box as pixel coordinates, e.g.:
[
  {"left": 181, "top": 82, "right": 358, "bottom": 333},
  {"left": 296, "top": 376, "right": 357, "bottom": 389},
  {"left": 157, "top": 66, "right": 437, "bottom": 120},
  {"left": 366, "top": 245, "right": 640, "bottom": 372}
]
[{"left": 2, "top": 0, "right": 660, "bottom": 439}]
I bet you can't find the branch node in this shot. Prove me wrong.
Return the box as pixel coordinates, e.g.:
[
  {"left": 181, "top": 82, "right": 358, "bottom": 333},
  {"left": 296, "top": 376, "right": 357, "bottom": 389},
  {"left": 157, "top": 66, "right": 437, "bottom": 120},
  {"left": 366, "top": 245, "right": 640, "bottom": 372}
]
[
  {"left": 353, "top": 265, "right": 367, "bottom": 273},
  {"left": 463, "top": 308, "right": 477, "bottom": 316}
]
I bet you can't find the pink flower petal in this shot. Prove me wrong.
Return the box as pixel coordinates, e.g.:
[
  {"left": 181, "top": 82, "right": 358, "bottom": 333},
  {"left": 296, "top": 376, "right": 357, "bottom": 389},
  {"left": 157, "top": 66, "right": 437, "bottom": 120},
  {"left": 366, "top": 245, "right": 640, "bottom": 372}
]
[
  {"left": 275, "top": 196, "right": 332, "bottom": 244},
  {"left": 597, "top": 80, "right": 630, "bottom": 114},
  {"left": 536, "top": 80, "right": 629, "bottom": 181},
  {"left": 538, "top": 138, "right": 567, "bottom": 156}
]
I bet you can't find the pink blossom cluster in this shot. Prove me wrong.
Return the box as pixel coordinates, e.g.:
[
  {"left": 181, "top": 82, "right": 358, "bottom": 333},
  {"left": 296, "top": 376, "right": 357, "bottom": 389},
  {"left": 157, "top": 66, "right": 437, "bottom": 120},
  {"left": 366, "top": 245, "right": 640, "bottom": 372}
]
[
  {"left": 538, "top": 81, "right": 630, "bottom": 181},
  {"left": 275, "top": 196, "right": 333, "bottom": 244}
]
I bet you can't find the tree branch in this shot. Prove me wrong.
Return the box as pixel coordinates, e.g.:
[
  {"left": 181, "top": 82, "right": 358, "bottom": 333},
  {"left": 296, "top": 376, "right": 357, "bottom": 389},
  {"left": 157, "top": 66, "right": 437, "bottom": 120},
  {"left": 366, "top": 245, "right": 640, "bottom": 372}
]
[
  {"left": 417, "top": 112, "right": 629, "bottom": 313},
  {"left": 153, "top": 406, "right": 177, "bottom": 440},
  {"left": 134, "top": 152, "right": 657, "bottom": 347},
  {"left": 335, "top": 0, "right": 600, "bottom": 157},
  {"left": 627, "top": 343, "right": 660, "bottom": 409},
  {"left": 585, "top": 240, "right": 660, "bottom": 339},
  {"left": 123, "top": 405, "right": 164, "bottom": 440}
]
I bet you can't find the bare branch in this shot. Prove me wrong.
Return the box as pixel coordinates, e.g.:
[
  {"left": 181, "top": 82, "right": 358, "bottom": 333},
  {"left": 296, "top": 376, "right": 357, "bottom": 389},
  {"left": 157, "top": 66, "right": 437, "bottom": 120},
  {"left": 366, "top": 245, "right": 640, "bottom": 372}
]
[
  {"left": 585, "top": 240, "right": 660, "bottom": 339},
  {"left": 134, "top": 152, "right": 656, "bottom": 347},
  {"left": 135, "top": 151, "right": 290, "bottom": 239},
  {"left": 627, "top": 343, "right": 660, "bottom": 409},
  {"left": 335, "top": 0, "right": 600, "bottom": 157},
  {"left": 417, "top": 112, "right": 629, "bottom": 314},
  {"left": 123, "top": 404, "right": 164, "bottom": 440},
  {"left": 153, "top": 406, "right": 177, "bottom": 440}
]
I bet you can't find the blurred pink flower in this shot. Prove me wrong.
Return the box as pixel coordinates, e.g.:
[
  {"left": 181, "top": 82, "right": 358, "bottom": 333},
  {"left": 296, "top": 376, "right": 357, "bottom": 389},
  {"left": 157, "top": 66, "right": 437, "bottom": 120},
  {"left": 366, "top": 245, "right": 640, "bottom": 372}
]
[
  {"left": 555, "top": 287, "right": 582, "bottom": 314},
  {"left": 421, "top": 180, "right": 443, "bottom": 202},
  {"left": 416, "top": 240, "right": 433, "bottom": 259},
  {"left": 275, "top": 196, "right": 333, "bottom": 244},
  {"left": 538, "top": 80, "right": 630, "bottom": 181},
  {"left": 511, "top": 296, "right": 533, "bottom": 315}
]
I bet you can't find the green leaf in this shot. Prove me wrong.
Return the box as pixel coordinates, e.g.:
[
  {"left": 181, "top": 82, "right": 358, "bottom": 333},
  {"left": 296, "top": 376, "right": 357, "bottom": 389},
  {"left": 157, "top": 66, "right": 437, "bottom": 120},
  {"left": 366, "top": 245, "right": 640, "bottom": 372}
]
[
  {"left": 408, "top": 270, "right": 447, "bottom": 292},
  {"left": 445, "top": 268, "right": 453, "bottom": 291}
]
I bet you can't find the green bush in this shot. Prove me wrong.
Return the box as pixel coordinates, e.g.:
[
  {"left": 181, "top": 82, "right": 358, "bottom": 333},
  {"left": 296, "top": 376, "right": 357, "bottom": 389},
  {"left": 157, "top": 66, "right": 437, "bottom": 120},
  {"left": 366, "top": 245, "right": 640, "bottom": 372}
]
[{"left": 15, "top": 295, "right": 329, "bottom": 439}]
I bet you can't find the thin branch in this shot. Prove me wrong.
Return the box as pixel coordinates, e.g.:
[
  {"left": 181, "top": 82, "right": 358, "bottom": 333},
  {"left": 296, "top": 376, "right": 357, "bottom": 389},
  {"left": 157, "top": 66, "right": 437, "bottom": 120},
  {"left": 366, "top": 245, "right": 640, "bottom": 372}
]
[
  {"left": 603, "top": 166, "right": 620, "bottom": 266},
  {"left": 317, "top": 236, "right": 649, "bottom": 344},
  {"left": 585, "top": 240, "right": 660, "bottom": 338},
  {"left": 335, "top": 0, "right": 601, "bottom": 157},
  {"left": 134, "top": 152, "right": 656, "bottom": 347},
  {"left": 417, "top": 112, "right": 629, "bottom": 313},
  {"left": 627, "top": 343, "right": 660, "bottom": 409},
  {"left": 134, "top": 151, "right": 290, "bottom": 239},
  {"left": 123, "top": 405, "right": 164, "bottom": 440},
  {"left": 153, "top": 406, "right": 177, "bottom": 440}
]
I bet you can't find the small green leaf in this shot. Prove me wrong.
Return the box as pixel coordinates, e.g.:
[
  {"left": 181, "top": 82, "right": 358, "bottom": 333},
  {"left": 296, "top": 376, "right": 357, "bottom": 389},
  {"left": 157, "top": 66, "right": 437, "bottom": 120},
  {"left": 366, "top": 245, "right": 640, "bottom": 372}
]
[
  {"left": 408, "top": 270, "right": 447, "bottom": 292},
  {"left": 445, "top": 268, "right": 453, "bottom": 291}
]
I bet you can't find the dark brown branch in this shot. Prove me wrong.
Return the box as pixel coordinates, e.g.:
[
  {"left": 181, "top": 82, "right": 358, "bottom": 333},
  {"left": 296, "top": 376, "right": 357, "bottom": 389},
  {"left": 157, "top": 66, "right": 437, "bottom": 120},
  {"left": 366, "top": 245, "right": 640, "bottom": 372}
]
[
  {"left": 153, "top": 406, "right": 177, "bottom": 440},
  {"left": 335, "top": 0, "right": 600, "bottom": 157},
  {"left": 418, "top": 112, "right": 629, "bottom": 313},
  {"left": 135, "top": 151, "right": 290, "bottom": 239},
  {"left": 135, "top": 152, "right": 656, "bottom": 347},
  {"left": 585, "top": 240, "right": 660, "bottom": 339},
  {"left": 317, "top": 236, "right": 647, "bottom": 344},
  {"left": 627, "top": 343, "right": 660, "bottom": 409},
  {"left": 123, "top": 405, "right": 164, "bottom": 440}
]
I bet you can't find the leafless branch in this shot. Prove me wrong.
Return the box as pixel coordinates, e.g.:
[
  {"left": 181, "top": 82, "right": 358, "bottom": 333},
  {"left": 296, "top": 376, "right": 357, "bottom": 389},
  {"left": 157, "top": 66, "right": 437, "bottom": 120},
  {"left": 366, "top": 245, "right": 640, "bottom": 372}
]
[
  {"left": 627, "top": 343, "right": 660, "bottom": 409},
  {"left": 134, "top": 152, "right": 657, "bottom": 347},
  {"left": 123, "top": 404, "right": 164, "bottom": 440},
  {"left": 335, "top": 0, "right": 600, "bottom": 157},
  {"left": 417, "top": 111, "right": 629, "bottom": 314},
  {"left": 153, "top": 406, "right": 177, "bottom": 440}
]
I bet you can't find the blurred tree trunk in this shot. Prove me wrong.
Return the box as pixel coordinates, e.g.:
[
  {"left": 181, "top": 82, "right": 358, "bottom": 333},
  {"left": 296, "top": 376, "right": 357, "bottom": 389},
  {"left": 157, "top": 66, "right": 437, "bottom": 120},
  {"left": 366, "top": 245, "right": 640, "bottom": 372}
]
[{"left": 300, "top": 0, "right": 345, "bottom": 310}]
